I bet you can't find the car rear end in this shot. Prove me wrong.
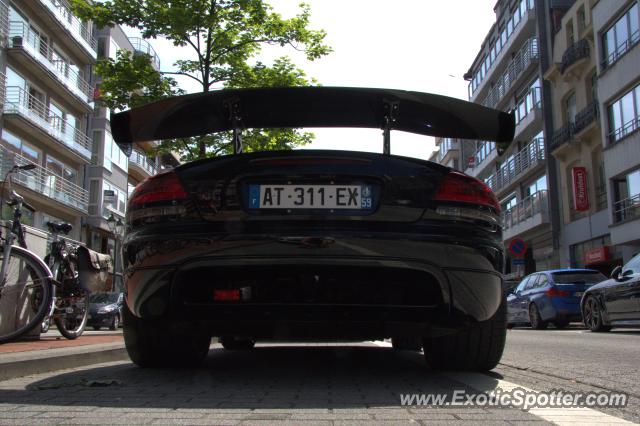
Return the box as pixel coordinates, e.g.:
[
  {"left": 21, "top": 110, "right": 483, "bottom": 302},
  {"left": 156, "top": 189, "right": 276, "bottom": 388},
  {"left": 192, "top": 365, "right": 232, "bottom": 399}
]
[
  {"left": 547, "top": 270, "right": 607, "bottom": 322},
  {"left": 122, "top": 150, "right": 504, "bottom": 340}
]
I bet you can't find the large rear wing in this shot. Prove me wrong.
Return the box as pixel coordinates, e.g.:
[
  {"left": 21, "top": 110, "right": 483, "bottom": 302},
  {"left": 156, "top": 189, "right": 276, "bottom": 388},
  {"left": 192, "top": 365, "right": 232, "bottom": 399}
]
[{"left": 111, "top": 86, "right": 515, "bottom": 155}]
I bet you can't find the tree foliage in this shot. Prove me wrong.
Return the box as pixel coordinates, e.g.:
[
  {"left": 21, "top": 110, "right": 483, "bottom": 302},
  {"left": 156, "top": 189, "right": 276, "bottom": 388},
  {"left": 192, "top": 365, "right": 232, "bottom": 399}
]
[{"left": 71, "top": 0, "right": 331, "bottom": 159}]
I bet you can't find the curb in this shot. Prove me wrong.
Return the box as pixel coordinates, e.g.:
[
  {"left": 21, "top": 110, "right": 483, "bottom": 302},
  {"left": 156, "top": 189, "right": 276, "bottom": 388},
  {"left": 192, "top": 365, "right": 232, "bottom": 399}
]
[{"left": 0, "top": 343, "right": 129, "bottom": 381}]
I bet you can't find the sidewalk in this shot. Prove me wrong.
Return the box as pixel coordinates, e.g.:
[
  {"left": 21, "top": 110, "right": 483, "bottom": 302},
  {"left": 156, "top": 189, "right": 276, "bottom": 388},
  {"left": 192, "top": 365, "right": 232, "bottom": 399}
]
[{"left": 0, "top": 331, "right": 127, "bottom": 381}]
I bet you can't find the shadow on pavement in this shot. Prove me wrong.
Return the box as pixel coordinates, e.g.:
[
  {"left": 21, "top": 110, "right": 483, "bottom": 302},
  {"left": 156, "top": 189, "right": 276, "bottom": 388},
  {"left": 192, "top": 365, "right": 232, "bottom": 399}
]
[{"left": 0, "top": 345, "right": 503, "bottom": 409}]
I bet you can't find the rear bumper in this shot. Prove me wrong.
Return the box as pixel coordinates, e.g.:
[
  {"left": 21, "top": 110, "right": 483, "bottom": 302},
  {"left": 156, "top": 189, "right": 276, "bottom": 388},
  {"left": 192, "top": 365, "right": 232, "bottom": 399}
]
[{"left": 123, "top": 233, "right": 503, "bottom": 337}]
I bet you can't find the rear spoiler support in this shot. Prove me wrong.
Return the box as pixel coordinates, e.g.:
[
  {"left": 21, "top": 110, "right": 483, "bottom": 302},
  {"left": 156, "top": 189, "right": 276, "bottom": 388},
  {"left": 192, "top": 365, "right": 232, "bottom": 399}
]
[
  {"left": 382, "top": 100, "right": 399, "bottom": 155},
  {"left": 224, "top": 98, "right": 243, "bottom": 154}
]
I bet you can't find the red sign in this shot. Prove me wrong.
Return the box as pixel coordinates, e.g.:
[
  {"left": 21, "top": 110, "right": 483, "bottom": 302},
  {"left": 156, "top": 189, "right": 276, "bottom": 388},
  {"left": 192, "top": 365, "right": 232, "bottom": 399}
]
[
  {"left": 508, "top": 238, "right": 528, "bottom": 257},
  {"left": 467, "top": 156, "right": 476, "bottom": 168},
  {"left": 585, "top": 246, "right": 610, "bottom": 265},
  {"left": 572, "top": 167, "right": 589, "bottom": 211}
]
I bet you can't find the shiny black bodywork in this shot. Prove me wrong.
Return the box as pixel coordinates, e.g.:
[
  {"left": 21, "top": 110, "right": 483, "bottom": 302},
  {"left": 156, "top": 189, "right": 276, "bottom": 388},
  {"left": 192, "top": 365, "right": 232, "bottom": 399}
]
[
  {"left": 122, "top": 150, "right": 504, "bottom": 340},
  {"left": 581, "top": 254, "right": 640, "bottom": 328}
]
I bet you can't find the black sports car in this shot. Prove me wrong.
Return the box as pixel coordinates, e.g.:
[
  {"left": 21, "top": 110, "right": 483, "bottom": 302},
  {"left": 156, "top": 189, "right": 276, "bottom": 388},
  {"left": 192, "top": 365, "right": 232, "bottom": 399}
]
[
  {"left": 581, "top": 253, "right": 640, "bottom": 332},
  {"left": 112, "top": 87, "right": 515, "bottom": 370}
]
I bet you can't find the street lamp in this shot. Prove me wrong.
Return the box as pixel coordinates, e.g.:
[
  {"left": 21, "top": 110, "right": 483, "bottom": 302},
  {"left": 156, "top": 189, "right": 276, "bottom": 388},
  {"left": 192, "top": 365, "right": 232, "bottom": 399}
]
[{"left": 107, "top": 214, "right": 124, "bottom": 292}]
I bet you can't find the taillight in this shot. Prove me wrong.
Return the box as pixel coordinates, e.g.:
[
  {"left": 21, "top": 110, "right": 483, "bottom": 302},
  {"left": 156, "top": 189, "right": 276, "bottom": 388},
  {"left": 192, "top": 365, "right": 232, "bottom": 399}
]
[
  {"left": 130, "top": 171, "right": 188, "bottom": 207},
  {"left": 213, "top": 289, "right": 241, "bottom": 302},
  {"left": 546, "top": 287, "right": 570, "bottom": 297},
  {"left": 434, "top": 171, "right": 500, "bottom": 212}
]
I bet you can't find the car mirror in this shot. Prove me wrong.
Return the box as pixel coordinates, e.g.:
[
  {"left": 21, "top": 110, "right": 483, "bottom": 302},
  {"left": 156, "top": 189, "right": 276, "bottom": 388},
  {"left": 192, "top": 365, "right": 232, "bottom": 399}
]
[{"left": 610, "top": 266, "right": 622, "bottom": 280}]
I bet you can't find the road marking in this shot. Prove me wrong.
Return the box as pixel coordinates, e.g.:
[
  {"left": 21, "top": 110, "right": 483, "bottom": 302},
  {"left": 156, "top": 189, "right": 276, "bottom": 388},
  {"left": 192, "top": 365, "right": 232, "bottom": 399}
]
[{"left": 445, "top": 372, "right": 633, "bottom": 425}]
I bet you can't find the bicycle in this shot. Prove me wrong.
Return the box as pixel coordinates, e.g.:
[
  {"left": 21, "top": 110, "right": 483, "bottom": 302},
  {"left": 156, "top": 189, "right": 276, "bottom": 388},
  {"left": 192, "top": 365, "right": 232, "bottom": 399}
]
[{"left": 0, "top": 163, "right": 89, "bottom": 342}]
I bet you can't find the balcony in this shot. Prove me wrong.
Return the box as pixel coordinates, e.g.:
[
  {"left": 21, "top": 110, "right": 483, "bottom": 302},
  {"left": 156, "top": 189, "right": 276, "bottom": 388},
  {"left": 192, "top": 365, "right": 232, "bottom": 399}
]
[
  {"left": 513, "top": 87, "right": 542, "bottom": 140},
  {"left": 436, "top": 139, "right": 459, "bottom": 164},
  {"left": 610, "top": 193, "right": 640, "bottom": 246},
  {"left": 22, "top": 0, "right": 97, "bottom": 61},
  {"left": 484, "top": 138, "right": 545, "bottom": 195},
  {"left": 481, "top": 38, "right": 539, "bottom": 109},
  {"left": 8, "top": 21, "right": 93, "bottom": 110},
  {"left": 614, "top": 193, "right": 640, "bottom": 224},
  {"left": 129, "top": 37, "right": 160, "bottom": 70},
  {"left": 2, "top": 86, "right": 92, "bottom": 160},
  {"left": 502, "top": 190, "right": 550, "bottom": 241},
  {"left": 602, "top": 29, "right": 639, "bottom": 71},
  {"left": 0, "top": 145, "right": 89, "bottom": 213},
  {"left": 550, "top": 100, "right": 599, "bottom": 151},
  {"left": 560, "top": 38, "right": 590, "bottom": 76},
  {"left": 466, "top": 140, "right": 497, "bottom": 177},
  {"left": 129, "top": 149, "right": 158, "bottom": 180}
]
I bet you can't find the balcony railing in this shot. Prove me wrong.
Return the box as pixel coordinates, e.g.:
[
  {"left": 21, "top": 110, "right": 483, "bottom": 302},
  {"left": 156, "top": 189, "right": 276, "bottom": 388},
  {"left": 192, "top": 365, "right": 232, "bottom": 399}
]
[
  {"left": 0, "top": 145, "right": 89, "bottom": 212},
  {"left": 3, "top": 86, "right": 92, "bottom": 159},
  {"left": 130, "top": 150, "right": 158, "bottom": 176},
  {"left": 550, "top": 100, "right": 600, "bottom": 150},
  {"left": 608, "top": 115, "right": 640, "bottom": 145},
  {"left": 0, "top": 0, "right": 8, "bottom": 42},
  {"left": 469, "top": 140, "right": 496, "bottom": 169},
  {"left": 614, "top": 193, "right": 640, "bottom": 223},
  {"left": 481, "top": 38, "right": 539, "bottom": 109},
  {"left": 502, "top": 189, "right": 549, "bottom": 231},
  {"left": 8, "top": 22, "right": 93, "bottom": 104},
  {"left": 602, "top": 29, "right": 639, "bottom": 70},
  {"left": 485, "top": 138, "right": 545, "bottom": 193},
  {"left": 38, "top": 0, "right": 97, "bottom": 54},
  {"left": 560, "top": 39, "right": 590, "bottom": 74},
  {"left": 129, "top": 37, "right": 160, "bottom": 70}
]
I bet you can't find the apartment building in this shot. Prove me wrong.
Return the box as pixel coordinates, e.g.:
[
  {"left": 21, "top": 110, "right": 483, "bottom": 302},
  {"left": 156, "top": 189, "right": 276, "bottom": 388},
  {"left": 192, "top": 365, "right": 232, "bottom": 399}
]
[
  {"left": 0, "top": 0, "right": 96, "bottom": 246},
  {"left": 544, "top": 0, "right": 621, "bottom": 274},
  {"left": 592, "top": 0, "right": 640, "bottom": 263},
  {"left": 460, "top": 0, "right": 563, "bottom": 278},
  {"left": 433, "top": 137, "right": 476, "bottom": 172}
]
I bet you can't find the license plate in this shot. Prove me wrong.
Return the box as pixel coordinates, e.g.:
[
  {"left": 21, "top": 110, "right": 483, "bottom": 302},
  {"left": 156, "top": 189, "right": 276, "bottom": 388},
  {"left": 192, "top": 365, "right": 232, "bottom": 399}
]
[
  {"left": 574, "top": 292, "right": 584, "bottom": 297},
  {"left": 248, "top": 185, "right": 372, "bottom": 210}
]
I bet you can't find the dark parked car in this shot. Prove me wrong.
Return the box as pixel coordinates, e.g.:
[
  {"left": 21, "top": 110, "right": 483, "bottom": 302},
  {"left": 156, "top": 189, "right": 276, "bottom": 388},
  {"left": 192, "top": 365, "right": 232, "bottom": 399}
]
[
  {"left": 88, "top": 292, "right": 124, "bottom": 330},
  {"left": 507, "top": 269, "right": 606, "bottom": 329},
  {"left": 111, "top": 87, "right": 515, "bottom": 370},
  {"left": 581, "top": 254, "right": 640, "bottom": 332}
]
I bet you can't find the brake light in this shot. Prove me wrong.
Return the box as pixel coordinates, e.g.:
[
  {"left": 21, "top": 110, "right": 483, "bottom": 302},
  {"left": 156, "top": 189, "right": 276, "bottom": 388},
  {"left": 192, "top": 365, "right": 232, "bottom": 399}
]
[
  {"left": 434, "top": 171, "right": 500, "bottom": 211},
  {"left": 213, "top": 289, "right": 241, "bottom": 301},
  {"left": 130, "top": 171, "right": 188, "bottom": 207},
  {"left": 546, "top": 287, "right": 570, "bottom": 297}
]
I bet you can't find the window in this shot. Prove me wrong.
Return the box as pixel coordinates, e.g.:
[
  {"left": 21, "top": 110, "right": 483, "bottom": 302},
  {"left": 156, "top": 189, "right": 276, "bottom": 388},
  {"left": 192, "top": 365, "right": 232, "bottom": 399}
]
[
  {"left": 577, "top": 6, "right": 586, "bottom": 35},
  {"left": 110, "top": 131, "right": 128, "bottom": 171},
  {"left": 564, "top": 92, "right": 577, "bottom": 125},
  {"left": 536, "top": 274, "right": 548, "bottom": 288},
  {"left": 502, "top": 194, "right": 517, "bottom": 212},
  {"left": 623, "top": 254, "right": 640, "bottom": 275},
  {"left": 566, "top": 19, "right": 575, "bottom": 46},
  {"left": 1, "top": 130, "right": 41, "bottom": 165},
  {"left": 44, "top": 155, "right": 78, "bottom": 205},
  {"left": 524, "top": 275, "right": 538, "bottom": 290},
  {"left": 515, "top": 78, "right": 541, "bottom": 123},
  {"left": 102, "top": 180, "right": 127, "bottom": 218},
  {"left": 607, "top": 82, "right": 640, "bottom": 143},
  {"left": 526, "top": 175, "right": 547, "bottom": 197},
  {"left": 613, "top": 169, "right": 640, "bottom": 222},
  {"left": 602, "top": 3, "right": 639, "bottom": 68},
  {"left": 587, "top": 71, "right": 598, "bottom": 103}
]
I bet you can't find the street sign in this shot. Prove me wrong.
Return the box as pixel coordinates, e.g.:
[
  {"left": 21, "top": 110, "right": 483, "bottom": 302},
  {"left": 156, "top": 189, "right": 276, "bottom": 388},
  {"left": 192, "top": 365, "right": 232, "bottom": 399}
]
[
  {"left": 508, "top": 238, "right": 527, "bottom": 257},
  {"left": 512, "top": 258, "right": 526, "bottom": 265},
  {"left": 103, "top": 189, "right": 116, "bottom": 204}
]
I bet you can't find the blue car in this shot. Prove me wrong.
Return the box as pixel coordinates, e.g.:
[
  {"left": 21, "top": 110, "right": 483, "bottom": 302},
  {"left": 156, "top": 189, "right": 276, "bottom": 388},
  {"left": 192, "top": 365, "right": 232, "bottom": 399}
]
[{"left": 507, "top": 269, "right": 606, "bottom": 329}]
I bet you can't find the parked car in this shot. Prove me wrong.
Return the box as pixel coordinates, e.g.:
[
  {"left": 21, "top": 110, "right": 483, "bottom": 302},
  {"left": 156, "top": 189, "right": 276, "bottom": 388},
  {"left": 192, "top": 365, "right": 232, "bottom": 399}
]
[
  {"left": 111, "top": 87, "right": 515, "bottom": 370},
  {"left": 507, "top": 269, "right": 606, "bottom": 329},
  {"left": 88, "top": 292, "right": 124, "bottom": 330},
  {"left": 581, "top": 254, "right": 640, "bottom": 332}
]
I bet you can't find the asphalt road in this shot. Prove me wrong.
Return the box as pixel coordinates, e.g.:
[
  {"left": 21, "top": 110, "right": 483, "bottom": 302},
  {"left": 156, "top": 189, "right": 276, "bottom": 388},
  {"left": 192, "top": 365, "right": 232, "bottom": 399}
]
[{"left": 0, "top": 327, "right": 638, "bottom": 424}]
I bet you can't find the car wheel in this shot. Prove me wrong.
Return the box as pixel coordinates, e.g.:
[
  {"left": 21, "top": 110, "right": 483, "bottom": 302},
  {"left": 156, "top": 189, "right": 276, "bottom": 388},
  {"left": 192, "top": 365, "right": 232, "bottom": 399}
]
[
  {"left": 582, "top": 296, "right": 612, "bottom": 332},
  {"left": 391, "top": 337, "right": 422, "bottom": 351},
  {"left": 123, "top": 304, "right": 211, "bottom": 367},
  {"left": 220, "top": 336, "right": 256, "bottom": 350},
  {"left": 528, "top": 304, "right": 548, "bottom": 330},
  {"left": 109, "top": 315, "right": 119, "bottom": 331},
  {"left": 422, "top": 297, "right": 506, "bottom": 371}
]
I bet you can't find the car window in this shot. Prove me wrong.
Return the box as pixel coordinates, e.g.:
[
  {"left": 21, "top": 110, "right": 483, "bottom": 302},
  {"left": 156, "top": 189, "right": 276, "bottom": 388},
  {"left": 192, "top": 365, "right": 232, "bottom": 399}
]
[
  {"left": 551, "top": 271, "right": 606, "bottom": 284},
  {"left": 515, "top": 278, "right": 529, "bottom": 293},
  {"left": 524, "top": 275, "right": 539, "bottom": 290},
  {"left": 536, "top": 274, "right": 548, "bottom": 287},
  {"left": 622, "top": 254, "right": 640, "bottom": 275}
]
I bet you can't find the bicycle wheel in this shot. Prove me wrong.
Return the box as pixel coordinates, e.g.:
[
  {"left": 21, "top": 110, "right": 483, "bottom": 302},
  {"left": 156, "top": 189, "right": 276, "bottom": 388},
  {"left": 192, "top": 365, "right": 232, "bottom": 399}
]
[
  {"left": 0, "top": 246, "right": 52, "bottom": 343},
  {"left": 53, "top": 272, "right": 89, "bottom": 340}
]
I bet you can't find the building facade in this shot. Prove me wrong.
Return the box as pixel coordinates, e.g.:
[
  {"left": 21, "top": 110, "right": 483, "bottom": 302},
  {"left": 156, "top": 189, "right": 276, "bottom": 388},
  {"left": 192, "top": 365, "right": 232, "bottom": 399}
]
[
  {"left": 0, "top": 0, "right": 96, "bottom": 247},
  {"left": 461, "top": 0, "right": 563, "bottom": 279},
  {"left": 433, "top": 137, "right": 476, "bottom": 172}
]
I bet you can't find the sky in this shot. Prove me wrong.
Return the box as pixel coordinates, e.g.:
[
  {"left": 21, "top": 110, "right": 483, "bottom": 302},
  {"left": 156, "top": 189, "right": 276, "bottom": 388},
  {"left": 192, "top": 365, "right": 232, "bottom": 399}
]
[{"left": 125, "top": 0, "right": 498, "bottom": 160}]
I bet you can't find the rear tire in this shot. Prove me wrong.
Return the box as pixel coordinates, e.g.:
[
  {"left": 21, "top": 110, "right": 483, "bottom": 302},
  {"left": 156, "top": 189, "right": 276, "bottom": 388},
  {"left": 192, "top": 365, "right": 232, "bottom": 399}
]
[
  {"left": 220, "top": 336, "right": 256, "bottom": 350},
  {"left": 391, "top": 336, "right": 422, "bottom": 351},
  {"left": 123, "top": 304, "right": 211, "bottom": 367},
  {"left": 422, "top": 297, "right": 506, "bottom": 371},
  {"left": 528, "top": 304, "right": 548, "bottom": 330},
  {"left": 0, "top": 246, "right": 52, "bottom": 343},
  {"left": 582, "top": 296, "right": 611, "bottom": 332}
]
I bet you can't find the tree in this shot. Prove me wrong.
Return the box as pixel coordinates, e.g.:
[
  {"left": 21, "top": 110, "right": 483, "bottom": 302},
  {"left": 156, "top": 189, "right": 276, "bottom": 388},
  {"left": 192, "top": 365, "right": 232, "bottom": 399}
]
[{"left": 71, "top": 0, "right": 331, "bottom": 159}]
